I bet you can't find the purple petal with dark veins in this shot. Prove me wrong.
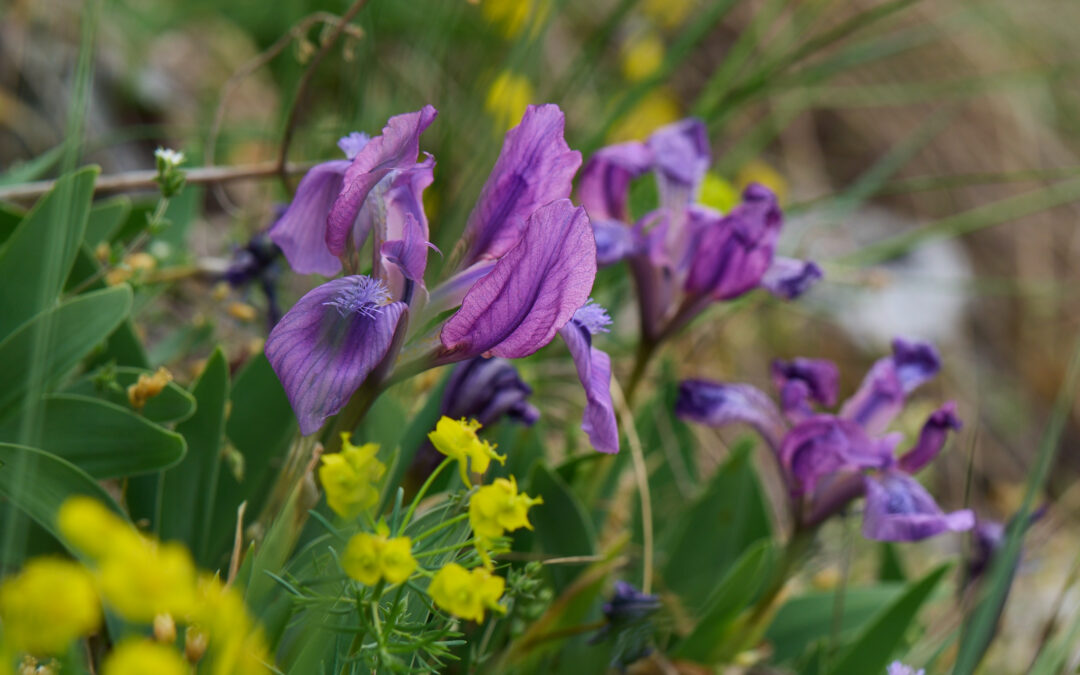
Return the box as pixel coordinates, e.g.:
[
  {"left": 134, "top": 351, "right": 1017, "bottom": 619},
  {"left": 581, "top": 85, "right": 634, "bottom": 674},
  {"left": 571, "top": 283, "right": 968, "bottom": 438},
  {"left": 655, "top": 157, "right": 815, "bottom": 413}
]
[
  {"left": 265, "top": 276, "right": 405, "bottom": 435},
  {"left": 779, "top": 415, "right": 893, "bottom": 495},
  {"left": 559, "top": 302, "right": 618, "bottom": 454},
  {"left": 327, "top": 106, "right": 438, "bottom": 257},
  {"left": 862, "top": 471, "right": 974, "bottom": 541},
  {"left": 440, "top": 199, "right": 596, "bottom": 360},
  {"left": 675, "top": 379, "right": 786, "bottom": 451},
  {"left": 578, "top": 140, "right": 652, "bottom": 223},
  {"left": 268, "top": 160, "right": 350, "bottom": 276},
  {"left": 898, "top": 401, "right": 961, "bottom": 474},
  {"left": 460, "top": 104, "right": 582, "bottom": 266},
  {"left": 761, "top": 257, "right": 823, "bottom": 300}
]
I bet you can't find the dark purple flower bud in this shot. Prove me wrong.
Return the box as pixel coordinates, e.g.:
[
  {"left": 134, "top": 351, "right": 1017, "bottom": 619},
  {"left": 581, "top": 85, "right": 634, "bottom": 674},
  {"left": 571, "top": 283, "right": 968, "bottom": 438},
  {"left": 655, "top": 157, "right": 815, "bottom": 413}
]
[
  {"left": 684, "top": 184, "right": 782, "bottom": 300},
  {"left": 761, "top": 256, "right": 823, "bottom": 300},
  {"left": 861, "top": 471, "right": 974, "bottom": 541},
  {"left": 440, "top": 199, "right": 596, "bottom": 360},
  {"left": 592, "top": 220, "right": 642, "bottom": 267},
  {"left": 578, "top": 141, "right": 652, "bottom": 224},
  {"left": 558, "top": 301, "right": 618, "bottom": 454},
  {"left": 840, "top": 338, "right": 942, "bottom": 436},
  {"left": 772, "top": 358, "right": 840, "bottom": 414},
  {"left": 966, "top": 519, "right": 1005, "bottom": 583},
  {"left": 441, "top": 357, "right": 539, "bottom": 427},
  {"left": 780, "top": 416, "right": 894, "bottom": 496},
  {"left": 602, "top": 581, "right": 661, "bottom": 624},
  {"left": 459, "top": 104, "right": 582, "bottom": 266},
  {"left": 675, "top": 379, "right": 787, "bottom": 451},
  {"left": 265, "top": 276, "right": 406, "bottom": 435},
  {"left": 589, "top": 581, "right": 661, "bottom": 669},
  {"left": 224, "top": 232, "right": 281, "bottom": 288},
  {"left": 897, "top": 402, "right": 962, "bottom": 474},
  {"left": 647, "top": 118, "right": 709, "bottom": 214}
]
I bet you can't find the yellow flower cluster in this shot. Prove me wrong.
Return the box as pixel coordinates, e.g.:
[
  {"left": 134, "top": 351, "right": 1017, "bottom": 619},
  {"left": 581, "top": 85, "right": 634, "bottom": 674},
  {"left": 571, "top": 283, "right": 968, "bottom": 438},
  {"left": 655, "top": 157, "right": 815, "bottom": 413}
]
[
  {"left": 319, "top": 433, "right": 386, "bottom": 519},
  {"left": 428, "top": 563, "right": 505, "bottom": 623},
  {"left": 428, "top": 417, "right": 505, "bottom": 487},
  {"left": 468, "top": 476, "right": 542, "bottom": 541},
  {"left": 342, "top": 526, "right": 417, "bottom": 586},
  {"left": 0, "top": 558, "right": 100, "bottom": 656},
  {"left": 127, "top": 366, "right": 173, "bottom": 410}
]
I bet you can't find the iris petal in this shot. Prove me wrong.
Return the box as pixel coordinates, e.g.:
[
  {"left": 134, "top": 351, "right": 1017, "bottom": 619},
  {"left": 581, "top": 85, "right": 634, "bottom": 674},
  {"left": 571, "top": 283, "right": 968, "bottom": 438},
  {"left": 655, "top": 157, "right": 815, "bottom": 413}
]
[
  {"left": 559, "top": 303, "right": 618, "bottom": 454},
  {"left": 675, "top": 379, "right": 787, "bottom": 451},
  {"left": 862, "top": 471, "right": 974, "bottom": 541},
  {"left": 268, "top": 160, "right": 350, "bottom": 276}
]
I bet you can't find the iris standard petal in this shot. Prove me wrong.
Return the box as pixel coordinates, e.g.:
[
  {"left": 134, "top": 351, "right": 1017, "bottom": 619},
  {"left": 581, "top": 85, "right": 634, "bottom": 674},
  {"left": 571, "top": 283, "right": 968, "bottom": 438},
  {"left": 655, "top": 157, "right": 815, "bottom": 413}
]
[
  {"left": 558, "top": 302, "right": 618, "bottom": 454},
  {"left": 326, "top": 105, "right": 438, "bottom": 257},
  {"left": 861, "top": 471, "right": 974, "bottom": 541},
  {"left": 265, "top": 276, "right": 406, "bottom": 435},
  {"left": 578, "top": 140, "right": 652, "bottom": 223},
  {"left": 760, "top": 256, "right": 823, "bottom": 300},
  {"left": 779, "top": 415, "right": 892, "bottom": 495},
  {"left": 460, "top": 104, "right": 582, "bottom": 266},
  {"left": 898, "top": 401, "right": 962, "bottom": 474},
  {"left": 440, "top": 199, "right": 596, "bottom": 360},
  {"left": 839, "top": 338, "right": 942, "bottom": 435},
  {"left": 268, "top": 160, "right": 350, "bottom": 276},
  {"left": 647, "top": 118, "right": 709, "bottom": 212},
  {"left": 675, "top": 379, "right": 787, "bottom": 451}
]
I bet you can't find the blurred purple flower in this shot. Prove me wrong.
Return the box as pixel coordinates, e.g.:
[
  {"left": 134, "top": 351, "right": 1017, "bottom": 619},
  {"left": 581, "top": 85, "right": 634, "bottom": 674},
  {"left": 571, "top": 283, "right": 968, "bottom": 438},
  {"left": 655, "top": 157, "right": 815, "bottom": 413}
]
[
  {"left": 887, "top": 662, "right": 925, "bottom": 675},
  {"left": 223, "top": 231, "right": 283, "bottom": 327},
  {"left": 589, "top": 581, "right": 661, "bottom": 668},
  {"left": 442, "top": 357, "right": 539, "bottom": 427},
  {"left": 558, "top": 301, "right": 619, "bottom": 454},
  {"left": 676, "top": 338, "right": 974, "bottom": 542}
]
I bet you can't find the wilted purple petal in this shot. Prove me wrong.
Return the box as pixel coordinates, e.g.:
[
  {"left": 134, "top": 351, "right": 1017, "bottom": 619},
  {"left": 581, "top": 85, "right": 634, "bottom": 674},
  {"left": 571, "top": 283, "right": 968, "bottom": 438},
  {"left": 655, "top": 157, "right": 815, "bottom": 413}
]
[
  {"left": 578, "top": 141, "right": 652, "bottom": 223},
  {"left": 897, "top": 402, "right": 961, "bottom": 474},
  {"left": 780, "top": 416, "right": 893, "bottom": 495},
  {"left": 862, "top": 471, "right": 974, "bottom": 541},
  {"left": 761, "top": 257, "right": 823, "bottom": 300},
  {"left": 265, "top": 276, "right": 405, "bottom": 435},
  {"left": 675, "top": 379, "right": 786, "bottom": 451},
  {"left": 440, "top": 199, "right": 596, "bottom": 360},
  {"left": 771, "top": 358, "right": 839, "bottom": 423},
  {"left": 460, "top": 104, "right": 582, "bottom": 266},
  {"left": 559, "top": 301, "right": 618, "bottom": 454},
  {"left": 338, "top": 132, "right": 371, "bottom": 159},
  {"left": 442, "top": 357, "right": 538, "bottom": 427},
  {"left": 593, "top": 220, "right": 642, "bottom": 266},
  {"left": 327, "top": 106, "right": 438, "bottom": 257},
  {"left": 648, "top": 118, "right": 709, "bottom": 213},
  {"left": 840, "top": 338, "right": 942, "bottom": 435},
  {"left": 268, "top": 160, "right": 350, "bottom": 276},
  {"left": 684, "top": 184, "right": 782, "bottom": 300}
]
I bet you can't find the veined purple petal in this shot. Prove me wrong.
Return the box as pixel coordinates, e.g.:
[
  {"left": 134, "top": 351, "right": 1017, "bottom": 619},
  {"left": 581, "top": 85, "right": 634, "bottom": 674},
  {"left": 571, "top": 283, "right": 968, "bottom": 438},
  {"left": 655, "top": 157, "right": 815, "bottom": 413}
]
[
  {"left": 772, "top": 358, "right": 840, "bottom": 423},
  {"left": 862, "top": 471, "right": 974, "bottom": 541},
  {"left": 424, "top": 260, "right": 497, "bottom": 319},
  {"left": 327, "top": 106, "right": 438, "bottom": 257},
  {"left": 779, "top": 416, "right": 892, "bottom": 495},
  {"left": 675, "top": 379, "right": 786, "bottom": 451},
  {"left": 684, "top": 184, "right": 782, "bottom": 300},
  {"left": 578, "top": 141, "right": 652, "bottom": 223},
  {"left": 559, "top": 301, "right": 618, "bottom": 454},
  {"left": 593, "top": 219, "right": 642, "bottom": 266},
  {"left": 460, "top": 104, "right": 582, "bottom": 266},
  {"left": 839, "top": 338, "right": 942, "bottom": 435},
  {"left": 898, "top": 402, "right": 961, "bottom": 474},
  {"left": 338, "top": 132, "right": 371, "bottom": 159},
  {"left": 761, "top": 257, "right": 823, "bottom": 300},
  {"left": 374, "top": 156, "right": 436, "bottom": 297},
  {"left": 380, "top": 214, "right": 427, "bottom": 284},
  {"left": 440, "top": 199, "right": 596, "bottom": 360},
  {"left": 265, "top": 276, "right": 406, "bottom": 435},
  {"left": 268, "top": 160, "right": 350, "bottom": 276},
  {"left": 648, "top": 118, "right": 709, "bottom": 213},
  {"left": 442, "top": 357, "right": 538, "bottom": 427}
]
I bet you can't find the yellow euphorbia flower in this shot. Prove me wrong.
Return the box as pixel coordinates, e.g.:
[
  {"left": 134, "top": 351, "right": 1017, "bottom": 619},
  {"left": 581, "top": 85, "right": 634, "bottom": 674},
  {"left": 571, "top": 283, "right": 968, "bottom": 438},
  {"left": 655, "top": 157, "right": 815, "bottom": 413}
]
[
  {"left": 341, "top": 528, "right": 417, "bottom": 586},
  {"left": 319, "top": 434, "right": 386, "bottom": 519},
  {"left": 607, "top": 91, "right": 681, "bottom": 143},
  {"left": 98, "top": 539, "right": 198, "bottom": 622},
  {"left": 468, "top": 476, "right": 543, "bottom": 540},
  {"left": 57, "top": 496, "right": 135, "bottom": 560},
  {"left": 428, "top": 563, "right": 505, "bottom": 623},
  {"left": 0, "top": 558, "right": 100, "bottom": 655},
  {"left": 621, "top": 31, "right": 665, "bottom": 82},
  {"left": 698, "top": 171, "right": 740, "bottom": 213},
  {"left": 190, "top": 576, "right": 272, "bottom": 675},
  {"left": 101, "top": 639, "right": 187, "bottom": 675},
  {"left": 428, "top": 417, "right": 505, "bottom": 487},
  {"left": 485, "top": 70, "right": 534, "bottom": 133}
]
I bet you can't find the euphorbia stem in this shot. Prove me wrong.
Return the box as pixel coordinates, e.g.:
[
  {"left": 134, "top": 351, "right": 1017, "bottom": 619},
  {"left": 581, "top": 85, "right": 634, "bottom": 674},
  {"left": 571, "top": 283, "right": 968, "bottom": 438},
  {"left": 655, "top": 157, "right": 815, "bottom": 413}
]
[{"left": 624, "top": 338, "right": 658, "bottom": 407}]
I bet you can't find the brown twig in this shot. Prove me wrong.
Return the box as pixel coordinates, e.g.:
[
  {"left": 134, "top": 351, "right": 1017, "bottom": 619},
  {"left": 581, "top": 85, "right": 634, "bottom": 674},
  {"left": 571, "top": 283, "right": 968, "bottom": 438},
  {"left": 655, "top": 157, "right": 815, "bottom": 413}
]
[{"left": 0, "top": 160, "right": 317, "bottom": 203}]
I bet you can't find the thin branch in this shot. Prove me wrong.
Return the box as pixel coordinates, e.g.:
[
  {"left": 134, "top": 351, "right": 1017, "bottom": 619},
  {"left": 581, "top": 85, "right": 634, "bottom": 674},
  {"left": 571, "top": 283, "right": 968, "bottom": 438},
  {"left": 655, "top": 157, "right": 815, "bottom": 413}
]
[{"left": 0, "top": 160, "right": 316, "bottom": 202}]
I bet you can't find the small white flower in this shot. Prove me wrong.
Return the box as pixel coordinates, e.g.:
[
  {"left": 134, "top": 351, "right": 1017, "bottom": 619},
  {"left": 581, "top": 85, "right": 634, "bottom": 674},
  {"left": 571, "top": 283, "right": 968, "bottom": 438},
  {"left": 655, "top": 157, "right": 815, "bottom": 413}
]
[{"left": 154, "top": 147, "right": 185, "bottom": 167}]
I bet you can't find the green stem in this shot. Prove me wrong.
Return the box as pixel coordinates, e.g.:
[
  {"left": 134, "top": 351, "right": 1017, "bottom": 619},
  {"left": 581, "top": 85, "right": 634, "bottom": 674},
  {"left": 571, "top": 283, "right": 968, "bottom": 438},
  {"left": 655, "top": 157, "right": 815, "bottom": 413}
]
[
  {"left": 398, "top": 458, "right": 452, "bottom": 536},
  {"left": 414, "top": 539, "right": 477, "bottom": 559},
  {"left": 624, "top": 338, "right": 658, "bottom": 407},
  {"left": 411, "top": 513, "right": 469, "bottom": 543}
]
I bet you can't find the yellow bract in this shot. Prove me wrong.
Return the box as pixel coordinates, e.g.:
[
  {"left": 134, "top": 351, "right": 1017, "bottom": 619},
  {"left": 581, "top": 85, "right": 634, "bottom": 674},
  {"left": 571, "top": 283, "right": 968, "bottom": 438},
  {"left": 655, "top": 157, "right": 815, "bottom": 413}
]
[
  {"left": 428, "top": 563, "right": 505, "bottom": 623},
  {"left": 621, "top": 32, "right": 665, "bottom": 82},
  {"left": 428, "top": 417, "right": 505, "bottom": 487},
  {"left": 0, "top": 557, "right": 100, "bottom": 656},
  {"left": 342, "top": 531, "right": 417, "bottom": 586},
  {"left": 101, "top": 639, "right": 187, "bottom": 675},
  {"left": 468, "top": 476, "right": 543, "bottom": 540},
  {"left": 319, "top": 434, "right": 386, "bottom": 519},
  {"left": 698, "top": 172, "right": 740, "bottom": 213},
  {"left": 485, "top": 70, "right": 534, "bottom": 133}
]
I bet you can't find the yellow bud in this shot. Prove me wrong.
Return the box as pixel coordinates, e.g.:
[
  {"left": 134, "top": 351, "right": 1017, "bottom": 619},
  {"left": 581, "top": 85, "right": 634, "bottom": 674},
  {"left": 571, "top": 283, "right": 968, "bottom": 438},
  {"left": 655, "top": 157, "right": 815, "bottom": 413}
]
[
  {"left": 153, "top": 613, "right": 177, "bottom": 643},
  {"left": 105, "top": 267, "right": 133, "bottom": 286},
  {"left": 0, "top": 557, "right": 100, "bottom": 655},
  {"left": 184, "top": 626, "right": 208, "bottom": 663},
  {"left": 227, "top": 301, "right": 258, "bottom": 323},
  {"left": 125, "top": 252, "right": 157, "bottom": 272}
]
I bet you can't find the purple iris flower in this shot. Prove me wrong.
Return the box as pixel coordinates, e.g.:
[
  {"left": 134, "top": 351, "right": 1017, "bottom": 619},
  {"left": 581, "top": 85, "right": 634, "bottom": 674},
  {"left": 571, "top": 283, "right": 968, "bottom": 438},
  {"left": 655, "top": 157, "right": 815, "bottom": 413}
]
[
  {"left": 675, "top": 338, "right": 974, "bottom": 542},
  {"left": 578, "top": 119, "right": 821, "bottom": 343}
]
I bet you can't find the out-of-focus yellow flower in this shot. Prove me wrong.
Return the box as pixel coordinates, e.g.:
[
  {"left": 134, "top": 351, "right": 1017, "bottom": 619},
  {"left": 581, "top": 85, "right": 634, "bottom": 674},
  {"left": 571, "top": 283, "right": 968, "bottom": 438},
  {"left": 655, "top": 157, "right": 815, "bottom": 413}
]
[
  {"left": 189, "top": 576, "right": 271, "bottom": 675},
  {"left": 641, "top": 0, "right": 695, "bottom": 30},
  {"left": 57, "top": 496, "right": 134, "bottom": 560},
  {"left": 607, "top": 90, "right": 681, "bottom": 143},
  {"left": 341, "top": 529, "right": 416, "bottom": 586},
  {"left": 736, "top": 159, "right": 788, "bottom": 205},
  {"left": 319, "top": 434, "right": 386, "bottom": 519},
  {"left": 101, "top": 639, "right": 187, "bottom": 675},
  {"left": 428, "top": 563, "right": 505, "bottom": 623},
  {"left": 485, "top": 70, "right": 534, "bottom": 133},
  {"left": 127, "top": 367, "right": 173, "bottom": 410},
  {"left": 621, "top": 32, "right": 665, "bottom": 82},
  {"left": 98, "top": 539, "right": 197, "bottom": 622},
  {"left": 0, "top": 558, "right": 100, "bottom": 655},
  {"left": 698, "top": 171, "right": 740, "bottom": 213},
  {"left": 125, "top": 252, "right": 157, "bottom": 272},
  {"left": 428, "top": 417, "right": 505, "bottom": 487},
  {"left": 105, "top": 267, "right": 133, "bottom": 286},
  {"left": 468, "top": 476, "right": 543, "bottom": 540},
  {"left": 227, "top": 302, "right": 258, "bottom": 323},
  {"left": 480, "top": 0, "right": 549, "bottom": 39}
]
